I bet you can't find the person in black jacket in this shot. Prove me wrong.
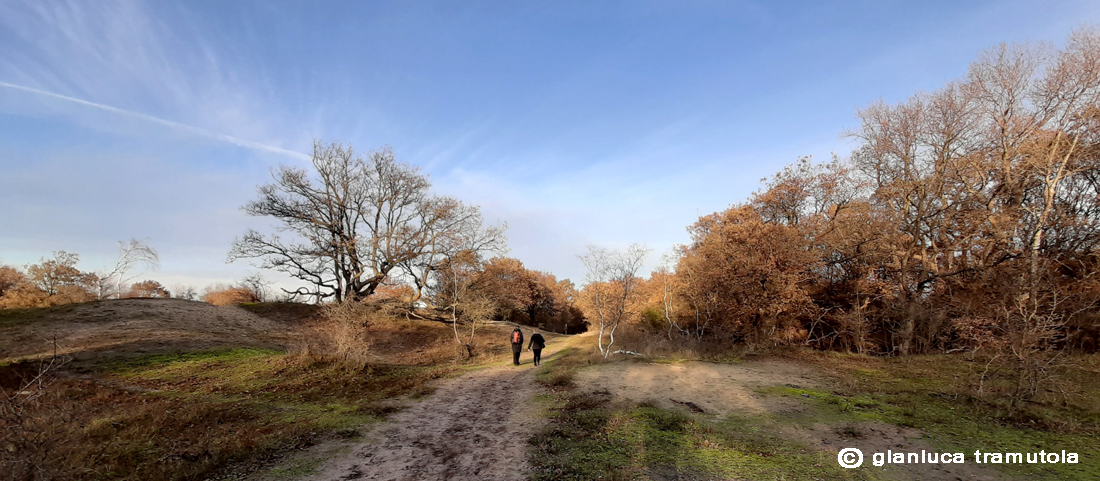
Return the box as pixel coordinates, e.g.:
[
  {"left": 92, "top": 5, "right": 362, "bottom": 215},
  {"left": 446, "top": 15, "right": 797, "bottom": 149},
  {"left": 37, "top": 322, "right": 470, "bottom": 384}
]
[
  {"left": 510, "top": 327, "right": 524, "bottom": 365},
  {"left": 527, "top": 329, "right": 546, "bottom": 366}
]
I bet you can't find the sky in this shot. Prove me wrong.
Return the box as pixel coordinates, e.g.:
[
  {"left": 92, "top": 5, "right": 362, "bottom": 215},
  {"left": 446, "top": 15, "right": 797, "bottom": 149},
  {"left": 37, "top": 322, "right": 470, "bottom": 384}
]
[{"left": 2, "top": 0, "right": 1099, "bottom": 294}]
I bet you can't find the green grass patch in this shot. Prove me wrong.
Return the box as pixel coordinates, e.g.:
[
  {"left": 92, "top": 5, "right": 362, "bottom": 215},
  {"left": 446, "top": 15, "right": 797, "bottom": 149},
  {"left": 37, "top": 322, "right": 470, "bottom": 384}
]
[
  {"left": 764, "top": 383, "right": 1100, "bottom": 480},
  {"left": 105, "top": 347, "right": 453, "bottom": 401},
  {"left": 534, "top": 347, "right": 587, "bottom": 389},
  {"left": 103, "top": 347, "right": 279, "bottom": 373},
  {"left": 530, "top": 390, "right": 878, "bottom": 481}
]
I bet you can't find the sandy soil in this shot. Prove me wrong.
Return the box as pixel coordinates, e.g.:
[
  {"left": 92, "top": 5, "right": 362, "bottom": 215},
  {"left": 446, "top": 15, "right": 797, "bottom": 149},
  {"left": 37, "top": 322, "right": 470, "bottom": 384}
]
[
  {"left": 237, "top": 330, "right": 573, "bottom": 481},
  {"left": 0, "top": 298, "right": 296, "bottom": 362},
  {"left": 575, "top": 359, "right": 819, "bottom": 416},
  {"left": 575, "top": 358, "right": 1004, "bottom": 480},
  {"left": 292, "top": 365, "right": 542, "bottom": 481}
]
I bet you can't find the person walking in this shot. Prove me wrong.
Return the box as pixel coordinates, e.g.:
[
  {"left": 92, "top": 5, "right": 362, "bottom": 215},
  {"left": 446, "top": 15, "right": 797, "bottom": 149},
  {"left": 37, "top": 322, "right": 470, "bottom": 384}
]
[
  {"left": 510, "top": 327, "right": 524, "bottom": 365},
  {"left": 527, "top": 329, "right": 546, "bottom": 366}
]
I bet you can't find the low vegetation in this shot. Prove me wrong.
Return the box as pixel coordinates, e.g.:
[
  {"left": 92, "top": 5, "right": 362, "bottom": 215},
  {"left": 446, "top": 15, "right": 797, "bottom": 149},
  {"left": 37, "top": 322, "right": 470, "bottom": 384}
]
[
  {"left": 780, "top": 350, "right": 1100, "bottom": 479},
  {"left": 529, "top": 349, "right": 866, "bottom": 480},
  {"left": 202, "top": 285, "right": 262, "bottom": 306},
  {"left": 532, "top": 392, "right": 870, "bottom": 481},
  {"left": 0, "top": 299, "right": 515, "bottom": 480},
  {"left": 2, "top": 347, "right": 454, "bottom": 480},
  {"left": 528, "top": 344, "right": 1100, "bottom": 480}
]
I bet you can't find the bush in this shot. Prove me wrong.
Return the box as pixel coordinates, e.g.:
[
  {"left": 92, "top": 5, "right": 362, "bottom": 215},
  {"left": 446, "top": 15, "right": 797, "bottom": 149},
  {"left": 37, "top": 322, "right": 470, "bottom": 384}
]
[
  {"left": 202, "top": 286, "right": 261, "bottom": 306},
  {"left": 293, "top": 300, "right": 512, "bottom": 368},
  {"left": 298, "top": 300, "right": 376, "bottom": 365},
  {"left": 124, "top": 280, "right": 171, "bottom": 299}
]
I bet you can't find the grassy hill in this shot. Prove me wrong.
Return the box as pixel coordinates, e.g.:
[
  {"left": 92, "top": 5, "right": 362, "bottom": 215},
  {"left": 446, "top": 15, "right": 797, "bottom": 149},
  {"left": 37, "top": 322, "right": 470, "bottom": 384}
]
[{"left": 0, "top": 299, "right": 516, "bottom": 480}]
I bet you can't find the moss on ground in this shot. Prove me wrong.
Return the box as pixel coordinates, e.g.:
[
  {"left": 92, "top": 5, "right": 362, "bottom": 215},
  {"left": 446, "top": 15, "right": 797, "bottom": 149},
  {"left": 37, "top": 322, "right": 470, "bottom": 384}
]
[{"left": 759, "top": 385, "right": 1099, "bottom": 480}]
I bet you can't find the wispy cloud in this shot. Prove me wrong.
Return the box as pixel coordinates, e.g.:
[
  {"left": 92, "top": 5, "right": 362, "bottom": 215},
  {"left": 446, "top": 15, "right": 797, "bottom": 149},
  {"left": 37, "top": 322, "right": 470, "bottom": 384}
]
[
  {"left": 0, "top": 0, "right": 311, "bottom": 155},
  {"left": 0, "top": 81, "right": 307, "bottom": 159}
]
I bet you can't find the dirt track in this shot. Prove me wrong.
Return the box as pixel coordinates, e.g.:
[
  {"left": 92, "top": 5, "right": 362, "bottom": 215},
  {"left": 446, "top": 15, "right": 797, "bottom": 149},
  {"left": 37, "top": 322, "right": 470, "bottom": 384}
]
[{"left": 297, "top": 360, "right": 547, "bottom": 481}]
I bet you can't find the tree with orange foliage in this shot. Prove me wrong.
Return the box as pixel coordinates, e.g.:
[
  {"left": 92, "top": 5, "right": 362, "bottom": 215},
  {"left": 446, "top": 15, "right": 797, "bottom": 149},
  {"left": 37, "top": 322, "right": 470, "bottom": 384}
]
[
  {"left": 16, "top": 252, "right": 98, "bottom": 307},
  {"left": 125, "top": 280, "right": 171, "bottom": 299},
  {"left": 637, "top": 259, "right": 690, "bottom": 339},
  {"left": 677, "top": 206, "right": 817, "bottom": 345},
  {"left": 470, "top": 257, "right": 551, "bottom": 324},
  {"left": 0, "top": 265, "right": 24, "bottom": 299}
]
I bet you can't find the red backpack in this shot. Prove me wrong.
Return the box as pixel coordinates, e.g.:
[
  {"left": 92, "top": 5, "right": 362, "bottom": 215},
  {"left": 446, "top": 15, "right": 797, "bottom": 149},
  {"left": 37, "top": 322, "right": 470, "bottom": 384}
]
[{"left": 513, "top": 331, "right": 521, "bottom": 343}]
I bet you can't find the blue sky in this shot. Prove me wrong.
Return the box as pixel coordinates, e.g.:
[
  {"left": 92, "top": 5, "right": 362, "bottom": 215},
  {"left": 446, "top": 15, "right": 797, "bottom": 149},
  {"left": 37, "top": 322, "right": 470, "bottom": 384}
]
[{"left": 1, "top": 0, "right": 1098, "bottom": 292}]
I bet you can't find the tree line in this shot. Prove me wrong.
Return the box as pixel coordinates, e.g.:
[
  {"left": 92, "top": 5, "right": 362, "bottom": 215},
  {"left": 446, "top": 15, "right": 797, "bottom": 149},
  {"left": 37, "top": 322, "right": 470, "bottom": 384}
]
[
  {"left": 0, "top": 242, "right": 271, "bottom": 308},
  {"left": 0, "top": 242, "right": 159, "bottom": 308},
  {"left": 580, "top": 29, "right": 1100, "bottom": 360}
]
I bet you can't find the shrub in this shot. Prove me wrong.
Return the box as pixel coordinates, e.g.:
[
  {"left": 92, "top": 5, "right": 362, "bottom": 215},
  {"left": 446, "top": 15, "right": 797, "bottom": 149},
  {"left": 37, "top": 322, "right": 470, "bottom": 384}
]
[
  {"left": 124, "top": 280, "right": 171, "bottom": 299},
  {"left": 301, "top": 300, "right": 376, "bottom": 365},
  {"left": 202, "top": 286, "right": 261, "bottom": 306}
]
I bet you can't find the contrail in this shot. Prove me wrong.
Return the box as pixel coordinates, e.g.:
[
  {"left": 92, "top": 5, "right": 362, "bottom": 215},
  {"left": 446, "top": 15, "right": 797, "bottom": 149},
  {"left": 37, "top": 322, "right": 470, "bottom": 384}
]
[{"left": 0, "top": 81, "right": 309, "bottom": 160}]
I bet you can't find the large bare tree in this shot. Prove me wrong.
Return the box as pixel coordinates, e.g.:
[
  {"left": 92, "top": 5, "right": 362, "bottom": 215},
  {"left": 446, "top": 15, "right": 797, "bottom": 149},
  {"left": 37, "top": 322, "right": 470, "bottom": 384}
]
[{"left": 229, "top": 140, "right": 505, "bottom": 303}]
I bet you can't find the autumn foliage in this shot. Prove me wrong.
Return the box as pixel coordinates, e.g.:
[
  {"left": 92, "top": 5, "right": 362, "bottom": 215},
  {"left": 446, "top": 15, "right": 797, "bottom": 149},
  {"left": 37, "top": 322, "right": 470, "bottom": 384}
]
[
  {"left": 201, "top": 285, "right": 262, "bottom": 306},
  {"left": 124, "top": 280, "right": 172, "bottom": 299},
  {"left": 630, "top": 29, "right": 1100, "bottom": 366},
  {"left": 0, "top": 252, "right": 98, "bottom": 308},
  {"left": 429, "top": 255, "right": 587, "bottom": 334}
]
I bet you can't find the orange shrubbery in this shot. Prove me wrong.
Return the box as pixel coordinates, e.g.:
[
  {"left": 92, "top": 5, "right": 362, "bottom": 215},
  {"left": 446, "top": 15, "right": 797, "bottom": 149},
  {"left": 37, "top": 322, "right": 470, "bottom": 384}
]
[
  {"left": 124, "top": 280, "right": 172, "bottom": 299},
  {"left": 201, "top": 285, "right": 261, "bottom": 306},
  {"left": 0, "top": 252, "right": 98, "bottom": 308}
]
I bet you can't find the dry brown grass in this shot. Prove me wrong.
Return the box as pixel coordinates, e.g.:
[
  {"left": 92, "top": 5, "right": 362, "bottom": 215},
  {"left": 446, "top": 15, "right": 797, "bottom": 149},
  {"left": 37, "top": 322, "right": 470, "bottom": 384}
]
[
  {"left": 0, "top": 348, "right": 463, "bottom": 480},
  {"left": 607, "top": 327, "right": 755, "bottom": 360},
  {"left": 236, "top": 301, "right": 320, "bottom": 323},
  {"left": 1, "top": 355, "right": 73, "bottom": 480},
  {"left": 0, "top": 299, "right": 519, "bottom": 480},
  {"left": 294, "top": 301, "right": 513, "bottom": 367}
]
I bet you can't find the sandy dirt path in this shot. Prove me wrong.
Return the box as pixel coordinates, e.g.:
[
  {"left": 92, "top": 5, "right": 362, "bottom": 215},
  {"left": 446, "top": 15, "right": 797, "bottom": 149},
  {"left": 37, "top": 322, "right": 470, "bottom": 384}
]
[{"left": 298, "top": 355, "right": 552, "bottom": 480}]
